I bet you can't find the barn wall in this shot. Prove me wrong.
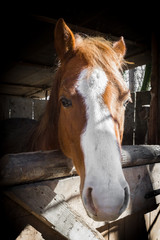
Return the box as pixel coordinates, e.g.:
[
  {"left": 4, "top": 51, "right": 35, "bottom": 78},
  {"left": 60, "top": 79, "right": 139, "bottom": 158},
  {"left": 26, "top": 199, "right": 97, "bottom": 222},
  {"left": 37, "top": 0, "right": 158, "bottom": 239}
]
[{"left": 0, "top": 95, "right": 47, "bottom": 121}]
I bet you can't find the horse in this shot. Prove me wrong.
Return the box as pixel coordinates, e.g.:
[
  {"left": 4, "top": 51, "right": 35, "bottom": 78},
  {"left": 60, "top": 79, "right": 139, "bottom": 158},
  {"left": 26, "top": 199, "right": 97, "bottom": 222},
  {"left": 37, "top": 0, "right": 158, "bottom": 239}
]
[{"left": 2, "top": 18, "right": 131, "bottom": 222}]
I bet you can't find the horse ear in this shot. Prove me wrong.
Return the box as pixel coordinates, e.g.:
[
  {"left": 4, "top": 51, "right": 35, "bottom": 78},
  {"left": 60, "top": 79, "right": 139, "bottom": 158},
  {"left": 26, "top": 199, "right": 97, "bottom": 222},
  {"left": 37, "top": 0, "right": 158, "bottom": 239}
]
[
  {"left": 113, "top": 37, "right": 126, "bottom": 59},
  {"left": 54, "top": 18, "right": 75, "bottom": 60}
]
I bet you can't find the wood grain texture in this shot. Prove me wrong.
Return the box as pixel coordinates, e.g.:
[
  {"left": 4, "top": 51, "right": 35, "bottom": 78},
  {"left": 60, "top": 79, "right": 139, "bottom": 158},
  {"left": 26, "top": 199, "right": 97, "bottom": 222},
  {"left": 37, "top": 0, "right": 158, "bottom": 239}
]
[
  {"left": 0, "top": 150, "right": 74, "bottom": 186},
  {"left": 5, "top": 186, "right": 105, "bottom": 240},
  {"left": 1, "top": 145, "right": 160, "bottom": 186}
]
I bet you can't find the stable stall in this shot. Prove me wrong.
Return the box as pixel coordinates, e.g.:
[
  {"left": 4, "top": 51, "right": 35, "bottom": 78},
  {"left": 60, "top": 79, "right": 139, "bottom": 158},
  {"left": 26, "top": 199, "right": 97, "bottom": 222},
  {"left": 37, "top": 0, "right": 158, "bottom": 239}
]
[{"left": 1, "top": 6, "right": 160, "bottom": 240}]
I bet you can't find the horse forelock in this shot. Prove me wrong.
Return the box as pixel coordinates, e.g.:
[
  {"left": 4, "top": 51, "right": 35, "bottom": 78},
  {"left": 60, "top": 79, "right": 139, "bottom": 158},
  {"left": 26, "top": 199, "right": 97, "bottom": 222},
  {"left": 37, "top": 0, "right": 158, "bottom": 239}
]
[{"left": 75, "top": 35, "right": 125, "bottom": 75}]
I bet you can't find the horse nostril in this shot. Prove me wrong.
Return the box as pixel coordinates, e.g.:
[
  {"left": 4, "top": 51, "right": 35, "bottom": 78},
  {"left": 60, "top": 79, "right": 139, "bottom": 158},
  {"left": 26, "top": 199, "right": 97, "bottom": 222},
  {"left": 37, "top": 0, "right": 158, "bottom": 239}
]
[
  {"left": 119, "top": 185, "right": 130, "bottom": 215},
  {"left": 83, "top": 183, "right": 130, "bottom": 221},
  {"left": 85, "top": 187, "right": 97, "bottom": 216}
]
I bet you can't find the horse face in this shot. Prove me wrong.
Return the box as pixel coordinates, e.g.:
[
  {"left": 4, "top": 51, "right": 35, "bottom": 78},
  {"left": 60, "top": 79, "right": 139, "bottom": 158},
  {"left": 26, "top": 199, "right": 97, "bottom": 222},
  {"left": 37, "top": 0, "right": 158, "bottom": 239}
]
[
  {"left": 76, "top": 67, "right": 130, "bottom": 222},
  {"left": 55, "top": 19, "right": 130, "bottom": 222}
]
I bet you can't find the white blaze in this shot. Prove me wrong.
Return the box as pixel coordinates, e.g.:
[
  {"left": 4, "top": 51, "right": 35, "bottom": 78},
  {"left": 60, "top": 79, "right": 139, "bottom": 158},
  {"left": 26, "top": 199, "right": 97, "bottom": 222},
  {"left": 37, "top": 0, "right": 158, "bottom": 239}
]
[
  {"left": 77, "top": 67, "right": 122, "bottom": 192},
  {"left": 77, "top": 67, "right": 130, "bottom": 221}
]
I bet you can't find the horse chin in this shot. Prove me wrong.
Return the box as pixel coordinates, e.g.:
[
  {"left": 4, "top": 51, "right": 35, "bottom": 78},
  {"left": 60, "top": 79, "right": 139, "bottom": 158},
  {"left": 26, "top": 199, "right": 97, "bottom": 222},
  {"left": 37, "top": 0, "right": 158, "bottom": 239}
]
[
  {"left": 87, "top": 211, "right": 120, "bottom": 222},
  {"left": 84, "top": 204, "right": 124, "bottom": 222}
]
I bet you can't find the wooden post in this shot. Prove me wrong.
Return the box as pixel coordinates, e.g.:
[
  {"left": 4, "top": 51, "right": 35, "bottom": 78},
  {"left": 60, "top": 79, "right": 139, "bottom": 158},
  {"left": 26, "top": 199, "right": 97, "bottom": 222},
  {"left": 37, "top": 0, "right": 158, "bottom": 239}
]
[
  {"left": 158, "top": 36, "right": 160, "bottom": 144},
  {"left": 148, "top": 32, "right": 159, "bottom": 144}
]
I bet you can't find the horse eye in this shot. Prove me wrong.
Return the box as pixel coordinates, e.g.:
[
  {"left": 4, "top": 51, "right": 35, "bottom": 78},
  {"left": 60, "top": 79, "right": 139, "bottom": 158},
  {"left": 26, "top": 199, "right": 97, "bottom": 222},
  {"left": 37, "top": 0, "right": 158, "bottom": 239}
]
[
  {"left": 123, "top": 99, "right": 130, "bottom": 108},
  {"left": 60, "top": 97, "right": 72, "bottom": 108}
]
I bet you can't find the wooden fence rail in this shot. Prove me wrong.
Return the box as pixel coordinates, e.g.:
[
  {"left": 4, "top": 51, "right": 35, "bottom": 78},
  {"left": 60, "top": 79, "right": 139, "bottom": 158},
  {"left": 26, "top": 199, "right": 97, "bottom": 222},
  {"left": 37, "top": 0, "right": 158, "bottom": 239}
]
[
  {"left": 1, "top": 145, "right": 160, "bottom": 216},
  {"left": 1, "top": 145, "right": 160, "bottom": 239},
  {"left": 0, "top": 145, "right": 160, "bottom": 187},
  {"left": 0, "top": 145, "right": 160, "bottom": 240}
]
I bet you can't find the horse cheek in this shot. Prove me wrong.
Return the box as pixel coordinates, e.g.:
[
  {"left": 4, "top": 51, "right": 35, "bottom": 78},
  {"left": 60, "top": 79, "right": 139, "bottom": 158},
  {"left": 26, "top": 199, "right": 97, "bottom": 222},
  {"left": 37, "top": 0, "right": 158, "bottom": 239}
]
[{"left": 58, "top": 112, "right": 72, "bottom": 158}]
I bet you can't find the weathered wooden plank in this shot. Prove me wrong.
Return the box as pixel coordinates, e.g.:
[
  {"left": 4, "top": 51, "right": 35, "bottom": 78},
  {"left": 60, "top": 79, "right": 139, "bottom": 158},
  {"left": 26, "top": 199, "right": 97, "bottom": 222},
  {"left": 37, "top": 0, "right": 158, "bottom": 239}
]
[
  {"left": 9, "top": 96, "right": 32, "bottom": 119},
  {"left": 144, "top": 205, "right": 160, "bottom": 240},
  {"left": 121, "top": 145, "right": 160, "bottom": 167},
  {"left": 53, "top": 163, "right": 160, "bottom": 221},
  {"left": 1, "top": 145, "right": 160, "bottom": 186},
  {"left": 5, "top": 186, "right": 105, "bottom": 240},
  {"left": 16, "top": 225, "right": 45, "bottom": 240},
  {"left": 0, "top": 95, "right": 32, "bottom": 119},
  {"left": 2, "top": 143, "right": 158, "bottom": 239},
  {"left": 99, "top": 211, "right": 148, "bottom": 240},
  {"left": 135, "top": 91, "right": 150, "bottom": 144},
  {"left": 5, "top": 159, "right": 160, "bottom": 233},
  {"left": 0, "top": 150, "right": 74, "bottom": 186},
  {"left": 0, "top": 62, "right": 54, "bottom": 98},
  {"left": 0, "top": 95, "right": 47, "bottom": 121},
  {"left": 0, "top": 193, "right": 66, "bottom": 240}
]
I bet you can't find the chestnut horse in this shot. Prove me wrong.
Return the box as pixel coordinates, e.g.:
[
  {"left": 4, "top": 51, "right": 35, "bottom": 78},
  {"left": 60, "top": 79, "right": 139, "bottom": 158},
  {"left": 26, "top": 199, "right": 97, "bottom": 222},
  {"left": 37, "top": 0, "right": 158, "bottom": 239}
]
[
  {"left": 3, "top": 19, "right": 131, "bottom": 222},
  {"left": 29, "top": 18, "right": 131, "bottom": 222}
]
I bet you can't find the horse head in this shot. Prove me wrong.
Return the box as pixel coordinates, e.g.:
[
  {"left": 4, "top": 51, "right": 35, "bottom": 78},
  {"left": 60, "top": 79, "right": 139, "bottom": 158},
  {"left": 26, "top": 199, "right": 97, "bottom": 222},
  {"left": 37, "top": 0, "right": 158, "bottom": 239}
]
[{"left": 53, "top": 18, "right": 131, "bottom": 222}]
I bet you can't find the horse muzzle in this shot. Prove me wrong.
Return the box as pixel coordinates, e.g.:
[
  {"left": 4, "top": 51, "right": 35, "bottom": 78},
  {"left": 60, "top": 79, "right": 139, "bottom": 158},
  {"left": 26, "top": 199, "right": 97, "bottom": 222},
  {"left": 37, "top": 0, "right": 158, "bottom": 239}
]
[{"left": 82, "top": 179, "right": 130, "bottom": 222}]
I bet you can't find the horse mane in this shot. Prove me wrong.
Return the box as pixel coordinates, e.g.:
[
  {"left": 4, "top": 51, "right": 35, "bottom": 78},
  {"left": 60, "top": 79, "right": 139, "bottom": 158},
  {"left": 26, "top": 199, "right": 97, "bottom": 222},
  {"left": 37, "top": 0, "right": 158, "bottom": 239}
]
[{"left": 29, "top": 35, "right": 126, "bottom": 151}]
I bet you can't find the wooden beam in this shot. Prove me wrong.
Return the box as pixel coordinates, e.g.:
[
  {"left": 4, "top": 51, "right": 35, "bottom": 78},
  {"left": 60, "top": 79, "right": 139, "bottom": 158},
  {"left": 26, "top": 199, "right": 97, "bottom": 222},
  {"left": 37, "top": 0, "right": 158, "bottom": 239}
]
[
  {"left": 4, "top": 160, "right": 160, "bottom": 236},
  {"left": 0, "top": 145, "right": 160, "bottom": 186},
  {"left": 126, "top": 50, "right": 151, "bottom": 68},
  {"left": 5, "top": 189, "right": 105, "bottom": 240},
  {"left": 16, "top": 225, "right": 45, "bottom": 240},
  {"left": 33, "top": 15, "right": 144, "bottom": 47},
  {"left": 148, "top": 33, "right": 159, "bottom": 144},
  {"left": 1, "top": 145, "right": 160, "bottom": 238},
  {"left": 0, "top": 150, "right": 74, "bottom": 186},
  {"left": 1, "top": 81, "right": 50, "bottom": 90},
  {"left": 121, "top": 145, "right": 160, "bottom": 167}
]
